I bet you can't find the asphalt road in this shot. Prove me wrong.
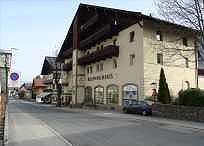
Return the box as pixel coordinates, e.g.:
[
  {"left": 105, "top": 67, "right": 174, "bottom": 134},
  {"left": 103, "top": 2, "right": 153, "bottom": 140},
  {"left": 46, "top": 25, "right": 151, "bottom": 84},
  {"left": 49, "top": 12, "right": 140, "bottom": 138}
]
[{"left": 8, "top": 98, "right": 204, "bottom": 146}]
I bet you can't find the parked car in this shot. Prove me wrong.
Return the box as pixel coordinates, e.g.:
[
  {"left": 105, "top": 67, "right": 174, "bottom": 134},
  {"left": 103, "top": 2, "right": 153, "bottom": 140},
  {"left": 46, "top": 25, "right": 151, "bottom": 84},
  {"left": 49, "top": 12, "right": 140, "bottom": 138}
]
[
  {"left": 36, "top": 95, "right": 43, "bottom": 103},
  {"left": 36, "top": 92, "right": 52, "bottom": 104},
  {"left": 123, "top": 99, "right": 152, "bottom": 115}
]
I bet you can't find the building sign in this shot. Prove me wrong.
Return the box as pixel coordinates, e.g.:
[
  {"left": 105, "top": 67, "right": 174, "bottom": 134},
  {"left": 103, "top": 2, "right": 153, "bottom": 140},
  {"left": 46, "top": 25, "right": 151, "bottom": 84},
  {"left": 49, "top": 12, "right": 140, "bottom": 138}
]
[
  {"left": 88, "top": 74, "right": 113, "bottom": 81},
  {"left": 123, "top": 84, "right": 138, "bottom": 99}
]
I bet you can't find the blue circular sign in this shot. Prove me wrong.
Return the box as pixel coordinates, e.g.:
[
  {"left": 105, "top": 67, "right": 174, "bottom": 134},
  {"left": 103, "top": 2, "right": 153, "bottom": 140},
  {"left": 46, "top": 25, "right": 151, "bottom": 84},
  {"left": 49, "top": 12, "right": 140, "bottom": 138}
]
[{"left": 10, "top": 72, "right": 19, "bottom": 81}]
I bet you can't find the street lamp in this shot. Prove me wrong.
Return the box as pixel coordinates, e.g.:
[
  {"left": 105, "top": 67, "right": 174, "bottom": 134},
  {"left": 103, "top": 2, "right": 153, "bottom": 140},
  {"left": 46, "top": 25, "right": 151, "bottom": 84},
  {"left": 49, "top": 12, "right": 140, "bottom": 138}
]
[{"left": 53, "top": 62, "right": 62, "bottom": 107}]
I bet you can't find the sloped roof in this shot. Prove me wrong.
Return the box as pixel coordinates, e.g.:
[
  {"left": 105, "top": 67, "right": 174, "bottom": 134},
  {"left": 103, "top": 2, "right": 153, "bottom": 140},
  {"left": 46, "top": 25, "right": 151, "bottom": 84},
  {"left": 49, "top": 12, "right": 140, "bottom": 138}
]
[
  {"left": 32, "top": 79, "right": 47, "bottom": 88},
  {"left": 41, "top": 56, "right": 56, "bottom": 75},
  {"left": 20, "top": 83, "right": 32, "bottom": 90},
  {"left": 57, "top": 3, "right": 197, "bottom": 62}
]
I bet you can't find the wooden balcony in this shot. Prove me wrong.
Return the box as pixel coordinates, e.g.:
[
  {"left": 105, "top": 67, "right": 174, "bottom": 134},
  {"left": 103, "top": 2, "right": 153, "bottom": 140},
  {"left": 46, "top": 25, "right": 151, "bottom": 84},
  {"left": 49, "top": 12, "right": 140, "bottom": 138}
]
[
  {"left": 78, "top": 45, "right": 119, "bottom": 65},
  {"left": 62, "top": 62, "right": 72, "bottom": 71},
  {"left": 80, "top": 24, "right": 119, "bottom": 50}
]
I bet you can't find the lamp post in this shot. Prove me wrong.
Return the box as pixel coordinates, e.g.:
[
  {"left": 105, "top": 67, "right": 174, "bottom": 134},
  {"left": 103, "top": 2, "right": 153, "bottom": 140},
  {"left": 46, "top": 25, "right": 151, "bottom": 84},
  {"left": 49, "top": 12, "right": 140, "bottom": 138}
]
[
  {"left": 0, "top": 50, "right": 12, "bottom": 104},
  {"left": 53, "top": 62, "right": 62, "bottom": 107}
]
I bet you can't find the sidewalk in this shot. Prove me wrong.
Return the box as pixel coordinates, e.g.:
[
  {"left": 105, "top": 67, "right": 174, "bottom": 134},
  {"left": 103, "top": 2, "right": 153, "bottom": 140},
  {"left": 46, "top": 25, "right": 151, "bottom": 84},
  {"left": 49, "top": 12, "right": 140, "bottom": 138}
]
[{"left": 8, "top": 107, "right": 72, "bottom": 146}]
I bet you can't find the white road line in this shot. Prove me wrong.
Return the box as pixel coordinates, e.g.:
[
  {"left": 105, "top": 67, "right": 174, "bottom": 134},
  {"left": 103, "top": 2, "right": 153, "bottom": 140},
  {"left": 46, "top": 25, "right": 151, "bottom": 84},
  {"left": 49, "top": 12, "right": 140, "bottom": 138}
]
[{"left": 38, "top": 118, "right": 74, "bottom": 146}]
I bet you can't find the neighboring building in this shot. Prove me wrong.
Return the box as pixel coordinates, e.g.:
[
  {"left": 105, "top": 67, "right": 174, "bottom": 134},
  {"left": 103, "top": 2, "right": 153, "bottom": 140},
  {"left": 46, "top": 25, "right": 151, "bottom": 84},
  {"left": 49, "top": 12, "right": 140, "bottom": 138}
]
[
  {"left": 32, "top": 77, "right": 47, "bottom": 98},
  {"left": 41, "top": 56, "right": 72, "bottom": 104},
  {"left": 19, "top": 83, "right": 32, "bottom": 99},
  {"left": 56, "top": 4, "right": 197, "bottom": 106},
  {"left": 0, "top": 49, "right": 12, "bottom": 95}
]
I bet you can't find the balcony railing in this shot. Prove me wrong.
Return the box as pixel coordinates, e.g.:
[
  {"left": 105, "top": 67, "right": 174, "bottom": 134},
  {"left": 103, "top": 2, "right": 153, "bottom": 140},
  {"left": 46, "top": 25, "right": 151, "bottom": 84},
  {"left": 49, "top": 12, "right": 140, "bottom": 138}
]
[{"left": 78, "top": 45, "right": 119, "bottom": 65}]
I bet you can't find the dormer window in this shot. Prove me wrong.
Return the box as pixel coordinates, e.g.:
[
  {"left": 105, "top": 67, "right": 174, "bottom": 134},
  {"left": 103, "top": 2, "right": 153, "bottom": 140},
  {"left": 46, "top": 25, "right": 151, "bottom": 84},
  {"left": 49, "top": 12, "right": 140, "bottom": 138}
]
[
  {"left": 156, "top": 31, "right": 163, "bottom": 41},
  {"left": 183, "top": 37, "right": 188, "bottom": 46},
  {"left": 129, "top": 31, "right": 135, "bottom": 42}
]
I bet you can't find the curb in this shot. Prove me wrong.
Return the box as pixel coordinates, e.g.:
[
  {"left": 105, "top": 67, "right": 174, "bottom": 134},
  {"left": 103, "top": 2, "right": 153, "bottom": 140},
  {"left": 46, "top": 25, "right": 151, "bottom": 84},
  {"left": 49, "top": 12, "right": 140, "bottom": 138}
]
[{"left": 3, "top": 107, "right": 8, "bottom": 146}]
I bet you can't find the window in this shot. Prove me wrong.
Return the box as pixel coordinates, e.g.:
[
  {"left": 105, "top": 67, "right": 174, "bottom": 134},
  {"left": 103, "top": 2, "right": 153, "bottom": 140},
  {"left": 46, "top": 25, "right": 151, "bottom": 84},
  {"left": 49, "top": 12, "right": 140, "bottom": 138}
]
[
  {"left": 87, "top": 51, "right": 90, "bottom": 55},
  {"left": 113, "top": 59, "right": 117, "bottom": 69},
  {"left": 183, "top": 37, "right": 188, "bottom": 46},
  {"left": 156, "top": 31, "right": 163, "bottom": 41},
  {"left": 107, "top": 85, "right": 119, "bottom": 104},
  {"left": 90, "top": 66, "right": 93, "bottom": 73},
  {"left": 96, "top": 64, "right": 100, "bottom": 72},
  {"left": 113, "top": 39, "right": 117, "bottom": 45},
  {"left": 130, "top": 54, "right": 135, "bottom": 66},
  {"left": 185, "top": 57, "right": 189, "bottom": 68},
  {"left": 157, "top": 53, "right": 163, "bottom": 65},
  {"left": 97, "top": 47, "right": 100, "bottom": 51},
  {"left": 84, "top": 87, "right": 93, "bottom": 103},
  {"left": 94, "top": 86, "right": 104, "bottom": 104},
  {"left": 87, "top": 67, "right": 89, "bottom": 74},
  {"left": 101, "top": 45, "right": 104, "bottom": 49},
  {"left": 100, "top": 63, "right": 103, "bottom": 71},
  {"left": 129, "top": 31, "right": 135, "bottom": 42}
]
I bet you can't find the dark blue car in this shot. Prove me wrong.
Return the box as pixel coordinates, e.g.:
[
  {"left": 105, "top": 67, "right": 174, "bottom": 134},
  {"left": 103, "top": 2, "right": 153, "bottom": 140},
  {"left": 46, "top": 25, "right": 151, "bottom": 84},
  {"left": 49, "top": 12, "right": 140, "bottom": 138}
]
[{"left": 123, "top": 99, "right": 152, "bottom": 116}]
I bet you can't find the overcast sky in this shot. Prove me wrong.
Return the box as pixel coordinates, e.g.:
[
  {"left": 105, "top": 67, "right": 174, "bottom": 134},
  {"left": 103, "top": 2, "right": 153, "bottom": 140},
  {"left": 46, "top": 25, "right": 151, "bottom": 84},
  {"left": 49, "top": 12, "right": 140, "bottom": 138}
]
[{"left": 0, "top": 0, "right": 157, "bottom": 83}]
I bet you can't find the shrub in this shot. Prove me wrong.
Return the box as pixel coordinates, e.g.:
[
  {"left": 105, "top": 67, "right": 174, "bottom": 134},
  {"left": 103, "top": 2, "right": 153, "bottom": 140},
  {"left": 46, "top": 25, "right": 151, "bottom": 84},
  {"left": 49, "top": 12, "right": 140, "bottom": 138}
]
[{"left": 178, "top": 88, "right": 204, "bottom": 107}]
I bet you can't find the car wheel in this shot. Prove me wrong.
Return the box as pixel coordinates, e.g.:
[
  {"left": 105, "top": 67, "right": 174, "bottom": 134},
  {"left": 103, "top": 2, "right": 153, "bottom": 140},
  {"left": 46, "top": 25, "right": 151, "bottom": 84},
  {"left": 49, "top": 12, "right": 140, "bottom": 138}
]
[{"left": 142, "top": 110, "right": 147, "bottom": 116}]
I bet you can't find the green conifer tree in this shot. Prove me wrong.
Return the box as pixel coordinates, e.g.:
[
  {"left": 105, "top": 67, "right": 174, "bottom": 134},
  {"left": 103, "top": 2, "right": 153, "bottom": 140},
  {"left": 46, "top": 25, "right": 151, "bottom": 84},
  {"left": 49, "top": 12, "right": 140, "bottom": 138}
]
[{"left": 158, "top": 68, "right": 171, "bottom": 104}]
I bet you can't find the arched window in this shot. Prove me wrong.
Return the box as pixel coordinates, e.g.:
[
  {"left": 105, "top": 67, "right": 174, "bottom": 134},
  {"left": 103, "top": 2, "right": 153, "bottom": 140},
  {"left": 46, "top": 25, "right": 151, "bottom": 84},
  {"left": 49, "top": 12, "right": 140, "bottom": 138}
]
[
  {"left": 106, "top": 85, "right": 119, "bottom": 104},
  {"left": 94, "top": 86, "right": 104, "bottom": 104},
  {"left": 122, "top": 84, "right": 138, "bottom": 100},
  {"left": 84, "top": 86, "right": 92, "bottom": 103}
]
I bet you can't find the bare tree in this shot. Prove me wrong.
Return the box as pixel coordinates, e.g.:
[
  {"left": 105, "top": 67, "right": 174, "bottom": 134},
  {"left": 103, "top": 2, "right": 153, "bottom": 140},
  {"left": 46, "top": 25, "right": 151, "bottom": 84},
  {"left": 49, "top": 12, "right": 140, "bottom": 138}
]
[{"left": 157, "top": 0, "right": 204, "bottom": 87}]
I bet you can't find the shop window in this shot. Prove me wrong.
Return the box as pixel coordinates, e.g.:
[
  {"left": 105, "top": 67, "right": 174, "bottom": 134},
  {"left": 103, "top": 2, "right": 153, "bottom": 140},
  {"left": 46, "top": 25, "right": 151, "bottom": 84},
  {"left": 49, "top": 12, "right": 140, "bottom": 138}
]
[
  {"left": 122, "top": 84, "right": 138, "bottom": 100},
  {"left": 84, "top": 87, "right": 93, "bottom": 103},
  {"left": 157, "top": 53, "right": 163, "bottom": 65},
  {"left": 94, "top": 86, "right": 104, "bottom": 104},
  {"left": 130, "top": 31, "right": 135, "bottom": 42},
  {"left": 107, "top": 85, "right": 119, "bottom": 104},
  {"left": 156, "top": 31, "right": 163, "bottom": 41},
  {"left": 130, "top": 54, "right": 135, "bottom": 66},
  {"left": 113, "top": 59, "right": 117, "bottom": 69},
  {"left": 183, "top": 37, "right": 188, "bottom": 46}
]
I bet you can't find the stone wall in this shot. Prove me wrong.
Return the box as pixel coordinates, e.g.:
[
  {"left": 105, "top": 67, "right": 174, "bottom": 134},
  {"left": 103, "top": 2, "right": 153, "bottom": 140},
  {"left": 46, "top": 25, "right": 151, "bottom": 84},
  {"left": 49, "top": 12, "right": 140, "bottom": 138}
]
[{"left": 152, "top": 103, "right": 204, "bottom": 122}]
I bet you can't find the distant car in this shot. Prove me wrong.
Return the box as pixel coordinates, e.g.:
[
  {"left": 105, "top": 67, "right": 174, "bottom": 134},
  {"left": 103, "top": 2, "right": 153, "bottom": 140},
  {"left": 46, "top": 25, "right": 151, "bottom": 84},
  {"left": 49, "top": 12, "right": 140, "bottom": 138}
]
[{"left": 123, "top": 99, "right": 152, "bottom": 116}]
